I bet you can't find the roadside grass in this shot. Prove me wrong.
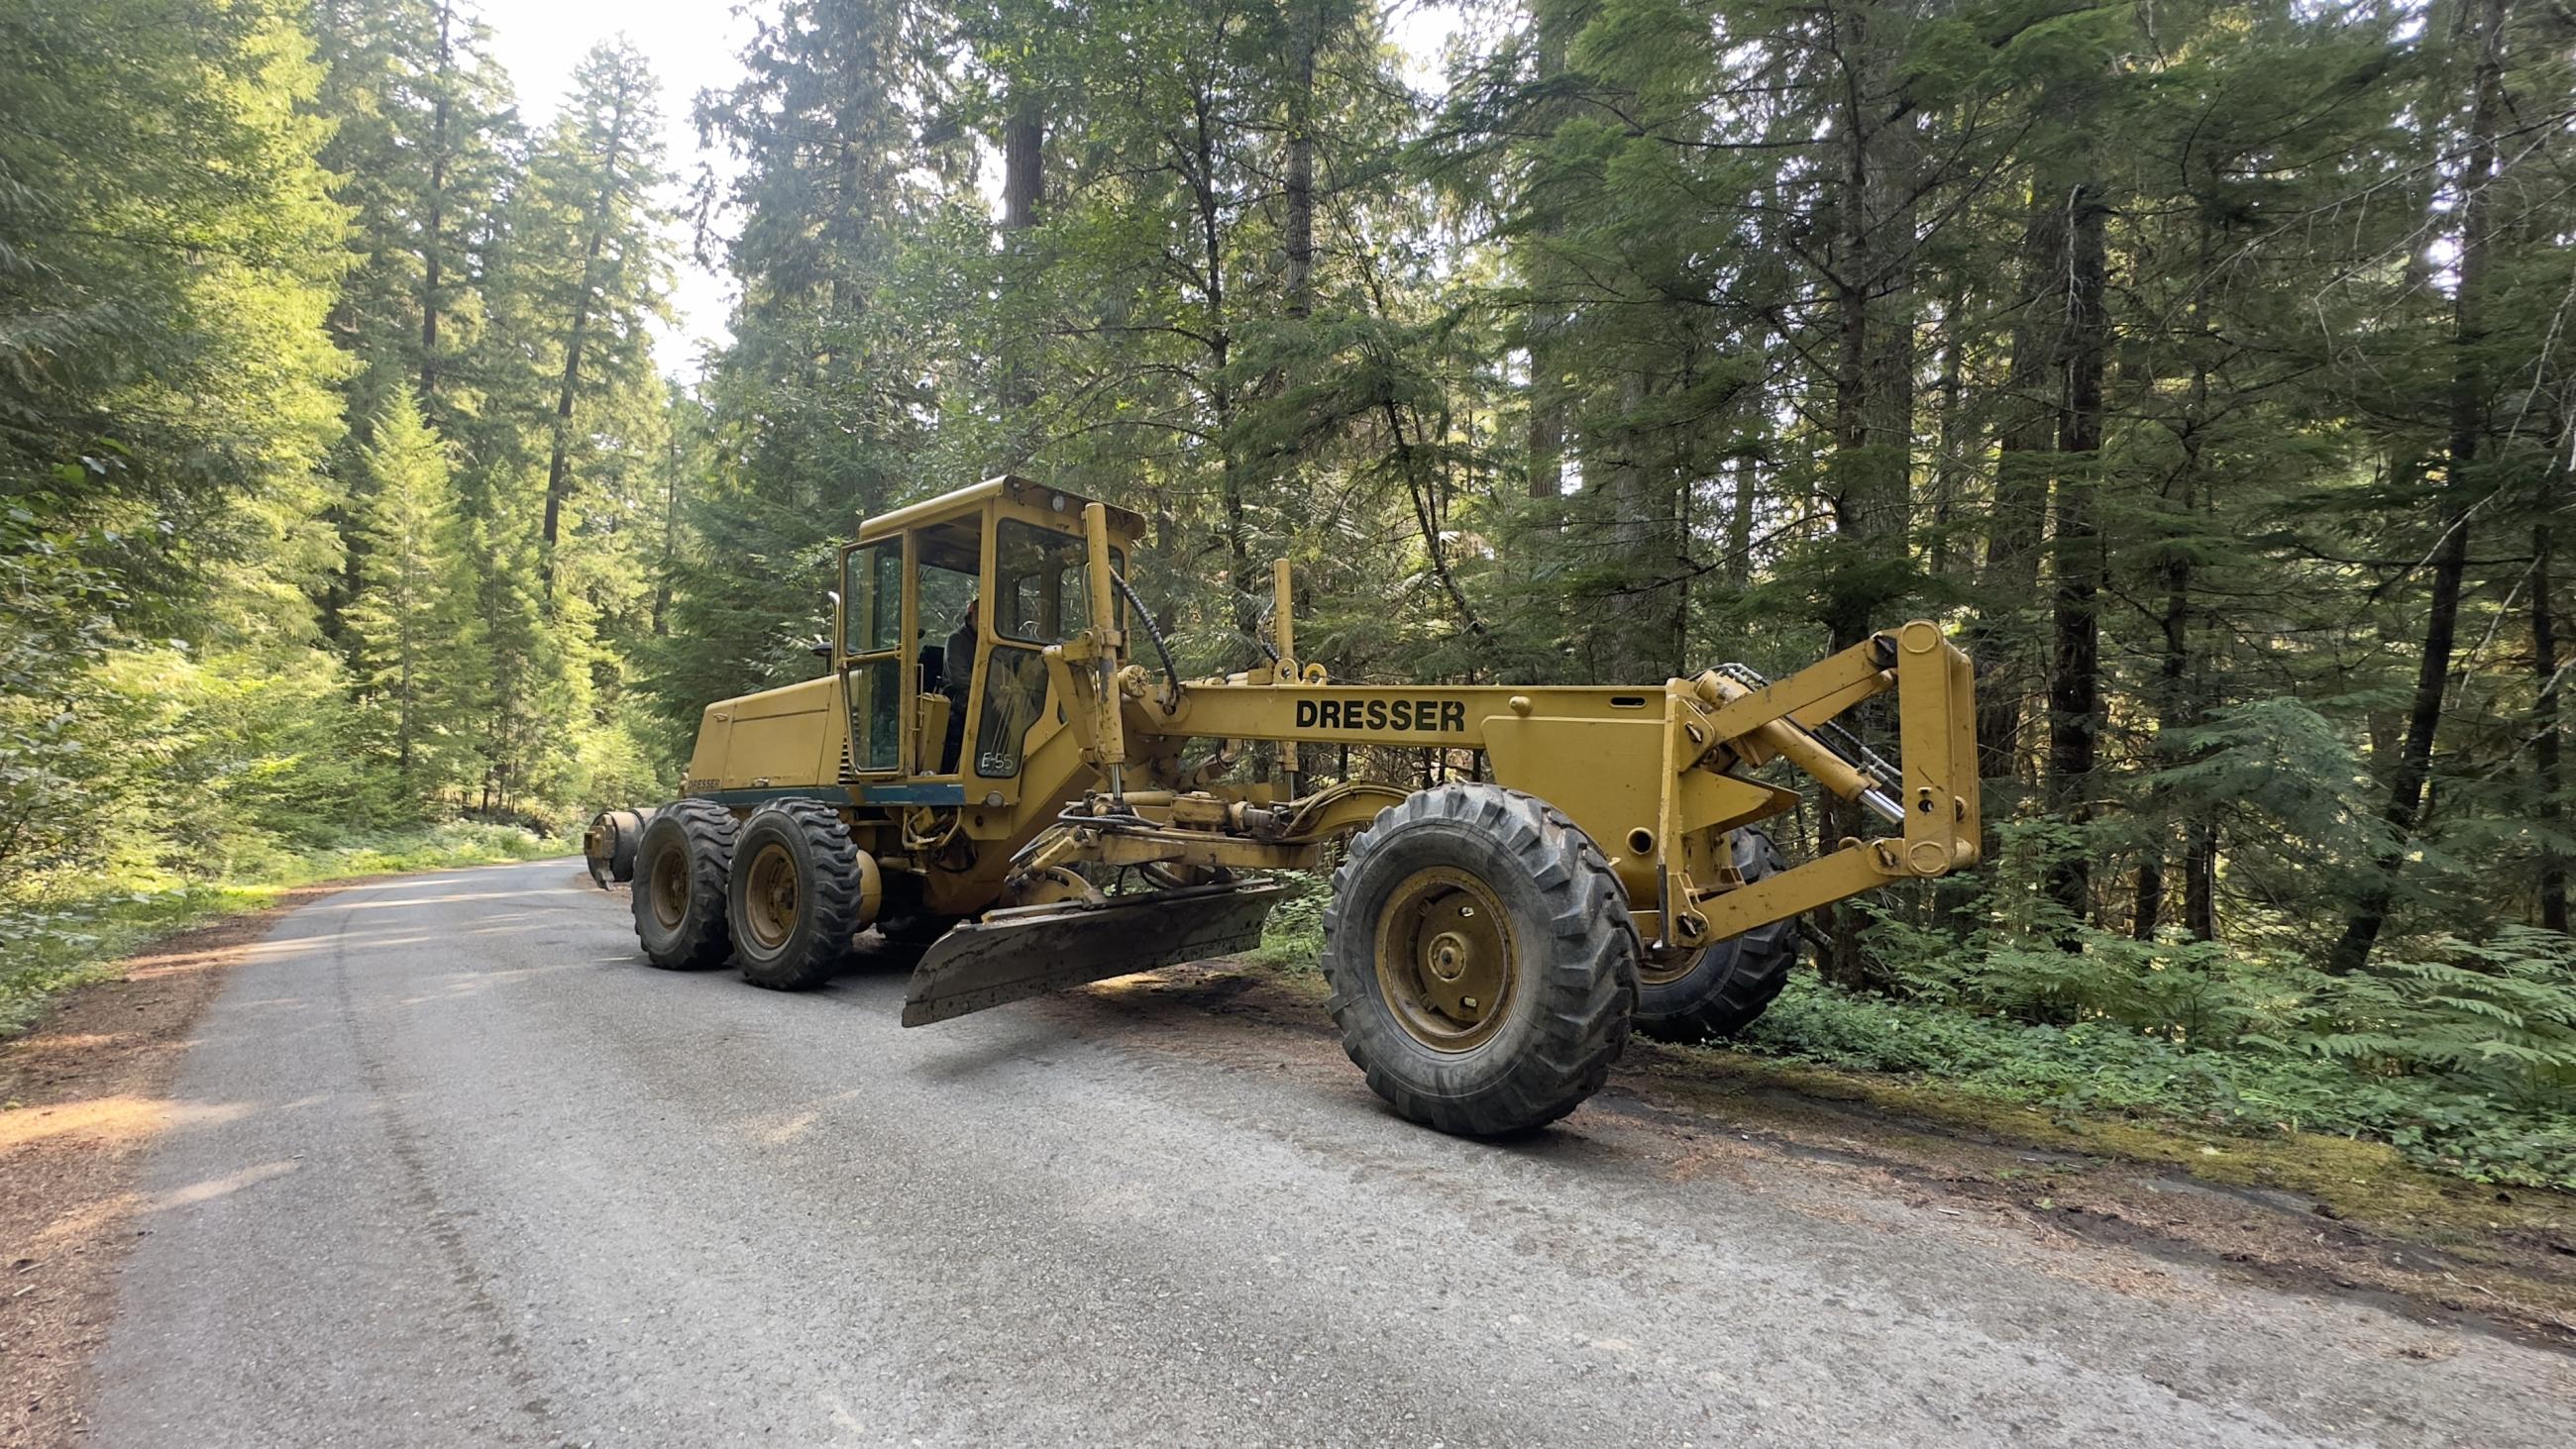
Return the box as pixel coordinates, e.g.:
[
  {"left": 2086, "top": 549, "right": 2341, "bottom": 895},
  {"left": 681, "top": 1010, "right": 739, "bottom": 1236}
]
[
  {"left": 0, "top": 822, "right": 569, "bottom": 1038},
  {"left": 1725, "top": 975, "right": 2576, "bottom": 1193},
  {"left": 1640, "top": 1044, "right": 2576, "bottom": 1245}
]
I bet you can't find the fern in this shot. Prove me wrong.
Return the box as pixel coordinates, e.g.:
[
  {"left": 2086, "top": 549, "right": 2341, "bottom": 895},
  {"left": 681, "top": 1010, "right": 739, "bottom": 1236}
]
[{"left": 2298, "top": 930, "right": 2576, "bottom": 1105}]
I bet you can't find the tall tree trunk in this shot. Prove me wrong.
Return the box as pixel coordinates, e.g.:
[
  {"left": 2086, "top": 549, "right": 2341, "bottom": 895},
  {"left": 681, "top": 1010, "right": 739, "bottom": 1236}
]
[
  {"left": 2134, "top": 217, "right": 2218, "bottom": 940},
  {"left": 2537, "top": 522, "right": 2567, "bottom": 932},
  {"left": 419, "top": 0, "right": 452, "bottom": 412},
  {"left": 999, "top": 81, "right": 1044, "bottom": 428},
  {"left": 2329, "top": 0, "right": 2508, "bottom": 974},
  {"left": 540, "top": 82, "right": 636, "bottom": 596},
  {"left": 2132, "top": 483, "right": 2195, "bottom": 941},
  {"left": 2183, "top": 819, "right": 2218, "bottom": 939},
  {"left": 1817, "top": 1, "right": 1915, "bottom": 990},
  {"left": 1527, "top": 384, "right": 1564, "bottom": 508},
  {"left": 1522, "top": 2, "right": 1572, "bottom": 523},
  {"left": 2044, "top": 181, "right": 2109, "bottom": 933},
  {"left": 1970, "top": 191, "right": 2069, "bottom": 807},
  {"left": 1603, "top": 368, "right": 1673, "bottom": 682},
  {"left": 1184, "top": 90, "right": 1250, "bottom": 643},
  {"left": 1725, "top": 454, "right": 1756, "bottom": 585},
  {"left": 1002, "top": 88, "right": 1043, "bottom": 234},
  {"left": 1282, "top": 0, "right": 1318, "bottom": 323},
  {"left": 1928, "top": 286, "right": 1968, "bottom": 581}
]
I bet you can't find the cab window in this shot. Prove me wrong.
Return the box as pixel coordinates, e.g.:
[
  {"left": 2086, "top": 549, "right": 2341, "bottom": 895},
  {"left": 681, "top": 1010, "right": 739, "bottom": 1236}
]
[
  {"left": 912, "top": 522, "right": 982, "bottom": 696},
  {"left": 975, "top": 647, "right": 1050, "bottom": 777},
  {"left": 992, "top": 521, "right": 1130, "bottom": 646},
  {"left": 993, "top": 521, "right": 1086, "bottom": 645},
  {"left": 842, "top": 545, "right": 901, "bottom": 656},
  {"left": 838, "top": 542, "right": 903, "bottom": 774}
]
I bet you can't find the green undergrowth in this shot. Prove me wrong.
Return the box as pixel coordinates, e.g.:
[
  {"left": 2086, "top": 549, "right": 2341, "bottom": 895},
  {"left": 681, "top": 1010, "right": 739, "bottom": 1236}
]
[
  {"left": 1644, "top": 1048, "right": 2576, "bottom": 1249},
  {"left": 1248, "top": 871, "right": 1331, "bottom": 972},
  {"left": 1715, "top": 974, "right": 2576, "bottom": 1192},
  {"left": 0, "top": 822, "right": 568, "bottom": 1037}
]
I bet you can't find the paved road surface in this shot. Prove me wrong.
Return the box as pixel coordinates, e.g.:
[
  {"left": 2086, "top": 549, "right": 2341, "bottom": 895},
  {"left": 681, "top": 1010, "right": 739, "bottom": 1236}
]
[{"left": 88, "top": 859, "right": 2575, "bottom": 1446}]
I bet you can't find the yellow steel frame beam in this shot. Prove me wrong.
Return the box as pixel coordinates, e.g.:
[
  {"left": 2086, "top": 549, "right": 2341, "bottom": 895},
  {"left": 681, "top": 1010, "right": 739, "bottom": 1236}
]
[{"left": 1037, "top": 541, "right": 1980, "bottom": 946}]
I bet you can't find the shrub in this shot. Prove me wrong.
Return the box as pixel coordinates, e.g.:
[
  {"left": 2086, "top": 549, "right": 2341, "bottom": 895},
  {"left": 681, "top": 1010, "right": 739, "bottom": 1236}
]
[{"left": 1733, "top": 975, "right": 2576, "bottom": 1190}]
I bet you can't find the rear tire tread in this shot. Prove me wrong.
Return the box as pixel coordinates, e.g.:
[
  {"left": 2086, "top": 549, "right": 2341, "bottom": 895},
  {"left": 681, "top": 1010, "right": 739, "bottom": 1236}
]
[
  {"left": 633, "top": 798, "right": 738, "bottom": 971},
  {"left": 732, "top": 800, "right": 864, "bottom": 991}
]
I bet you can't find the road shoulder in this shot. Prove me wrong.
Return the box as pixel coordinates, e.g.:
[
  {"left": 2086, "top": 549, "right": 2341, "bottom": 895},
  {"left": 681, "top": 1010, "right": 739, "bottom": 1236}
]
[{"left": 0, "top": 882, "right": 358, "bottom": 1449}]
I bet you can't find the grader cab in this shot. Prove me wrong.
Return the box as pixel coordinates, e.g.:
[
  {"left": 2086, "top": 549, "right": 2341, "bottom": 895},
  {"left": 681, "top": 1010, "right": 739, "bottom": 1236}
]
[{"left": 589, "top": 475, "right": 1980, "bottom": 1135}]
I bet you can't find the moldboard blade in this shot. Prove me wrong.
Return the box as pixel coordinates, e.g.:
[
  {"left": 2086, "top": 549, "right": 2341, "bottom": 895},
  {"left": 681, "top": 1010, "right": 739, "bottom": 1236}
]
[{"left": 900, "top": 878, "right": 1291, "bottom": 1027}]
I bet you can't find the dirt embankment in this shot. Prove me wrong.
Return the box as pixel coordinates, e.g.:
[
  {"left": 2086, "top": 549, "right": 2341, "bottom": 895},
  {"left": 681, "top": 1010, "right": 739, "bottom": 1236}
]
[{"left": 0, "top": 883, "right": 363, "bottom": 1449}]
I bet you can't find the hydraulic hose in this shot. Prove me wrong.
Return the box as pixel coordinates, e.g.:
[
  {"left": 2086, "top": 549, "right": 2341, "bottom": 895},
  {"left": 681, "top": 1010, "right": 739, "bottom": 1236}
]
[{"left": 1111, "top": 568, "right": 1183, "bottom": 702}]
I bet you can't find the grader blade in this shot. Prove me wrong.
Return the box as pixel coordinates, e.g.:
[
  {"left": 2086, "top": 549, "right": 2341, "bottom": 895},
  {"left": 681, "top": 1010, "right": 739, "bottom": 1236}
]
[{"left": 899, "top": 878, "right": 1291, "bottom": 1027}]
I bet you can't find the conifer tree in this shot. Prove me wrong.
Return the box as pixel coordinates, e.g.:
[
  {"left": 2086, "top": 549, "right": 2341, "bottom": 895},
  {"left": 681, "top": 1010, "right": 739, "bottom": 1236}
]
[{"left": 343, "top": 383, "right": 470, "bottom": 794}]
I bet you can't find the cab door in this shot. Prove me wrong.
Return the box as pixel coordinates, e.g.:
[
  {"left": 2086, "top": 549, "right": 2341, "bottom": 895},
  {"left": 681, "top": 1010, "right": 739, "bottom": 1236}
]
[{"left": 838, "top": 541, "right": 906, "bottom": 778}]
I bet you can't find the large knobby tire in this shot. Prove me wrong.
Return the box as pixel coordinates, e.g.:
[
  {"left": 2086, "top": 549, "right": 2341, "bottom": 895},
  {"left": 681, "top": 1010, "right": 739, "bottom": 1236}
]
[
  {"left": 633, "top": 799, "right": 738, "bottom": 971},
  {"left": 1322, "top": 784, "right": 1639, "bottom": 1136},
  {"left": 1633, "top": 828, "right": 1799, "bottom": 1043},
  {"left": 728, "top": 800, "right": 864, "bottom": 991}
]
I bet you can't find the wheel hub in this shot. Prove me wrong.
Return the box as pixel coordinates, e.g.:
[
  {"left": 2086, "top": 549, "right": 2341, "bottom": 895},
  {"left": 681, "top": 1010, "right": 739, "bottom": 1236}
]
[
  {"left": 741, "top": 842, "right": 800, "bottom": 952},
  {"left": 1374, "top": 867, "right": 1516, "bottom": 1053},
  {"left": 1426, "top": 931, "right": 1471, "bottom": 982},
  {"left": 1637, "top": 940, "right": 1700, "bottom": 987},
  {"left": 650, "top": 849, "right": 689, "bottom": 929}
]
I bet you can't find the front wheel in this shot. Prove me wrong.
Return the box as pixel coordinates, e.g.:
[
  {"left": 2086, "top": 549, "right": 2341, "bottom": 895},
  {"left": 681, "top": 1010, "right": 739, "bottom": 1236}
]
[
  {"left": 1322, "top": 784, "right": 1638, "bottom": 1136},
  {"left": 1632, "top": 828, "right": 1800, "bottom": 1043}
]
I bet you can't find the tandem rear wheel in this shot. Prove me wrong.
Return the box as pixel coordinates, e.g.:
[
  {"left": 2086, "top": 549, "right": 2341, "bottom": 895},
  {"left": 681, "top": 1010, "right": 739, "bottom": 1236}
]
[
  {"left": 632, "top": 799, "right": 738, "bottom": 971},
  {"left": 1322, "top": 784, "right": 1640, "bottom": 1136},
  {"left": 728, "top": 800, "right": 879, "bottom": 990},
  {"left": 631, "top": 797, "right": 882, "bottom": 986}
]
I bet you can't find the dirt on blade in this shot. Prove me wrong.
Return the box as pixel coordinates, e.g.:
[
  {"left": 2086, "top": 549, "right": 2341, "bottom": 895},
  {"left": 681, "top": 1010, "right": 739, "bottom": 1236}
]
[{"left": 0, "top": 881, "right": 366, "bottom": 1449}]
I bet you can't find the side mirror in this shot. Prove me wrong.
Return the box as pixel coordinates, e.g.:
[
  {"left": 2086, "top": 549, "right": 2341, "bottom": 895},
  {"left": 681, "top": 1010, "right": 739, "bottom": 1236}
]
[{"left": 809, "top": 640, "right": 833, "bottom": 660}]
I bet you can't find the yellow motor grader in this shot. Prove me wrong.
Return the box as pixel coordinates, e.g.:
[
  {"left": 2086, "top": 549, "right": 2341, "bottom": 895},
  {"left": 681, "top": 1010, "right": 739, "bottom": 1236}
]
[{"left": 587, "top": 475, "right": 1980, "bottom": 1135}]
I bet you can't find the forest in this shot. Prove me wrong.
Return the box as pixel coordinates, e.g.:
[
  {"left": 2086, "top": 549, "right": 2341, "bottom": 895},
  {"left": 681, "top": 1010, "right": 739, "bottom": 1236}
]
[{"left": 3, "top": 0, "right": 2573, "bottom": 1184}]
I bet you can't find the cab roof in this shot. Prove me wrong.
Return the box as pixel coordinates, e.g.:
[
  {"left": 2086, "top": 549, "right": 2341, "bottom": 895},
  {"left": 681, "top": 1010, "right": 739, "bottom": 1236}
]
[{"left": 856, "top": 474, "right": 1148, "bottom": 544}]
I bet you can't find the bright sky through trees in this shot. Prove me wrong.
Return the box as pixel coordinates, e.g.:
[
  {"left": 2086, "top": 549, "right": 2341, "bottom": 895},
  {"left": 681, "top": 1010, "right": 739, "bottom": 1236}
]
[
  {"left": 482, "top": 5, "right": 748, "bottom": 374},
  {"left": 479, "top": 0, "right": 1458, "bottom": 376}
]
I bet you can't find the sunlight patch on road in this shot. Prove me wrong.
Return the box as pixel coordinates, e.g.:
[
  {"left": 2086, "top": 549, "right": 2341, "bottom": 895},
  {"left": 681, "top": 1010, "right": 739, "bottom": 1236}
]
[
  {"left": 0, "top": 1094, "right": 253, "bottom": 1152},
  {"left": 143, "top": 1158, "right": 299, "bottom": 1212},
  {"left": 739, "top": 1089, "right": 862, "bottom": 1146}
]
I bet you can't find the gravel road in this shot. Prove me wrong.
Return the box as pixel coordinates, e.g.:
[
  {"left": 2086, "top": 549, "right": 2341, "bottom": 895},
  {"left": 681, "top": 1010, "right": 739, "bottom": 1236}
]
[{"left": 85, "top": 858, "right": 2576, "bottom": 1447}]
